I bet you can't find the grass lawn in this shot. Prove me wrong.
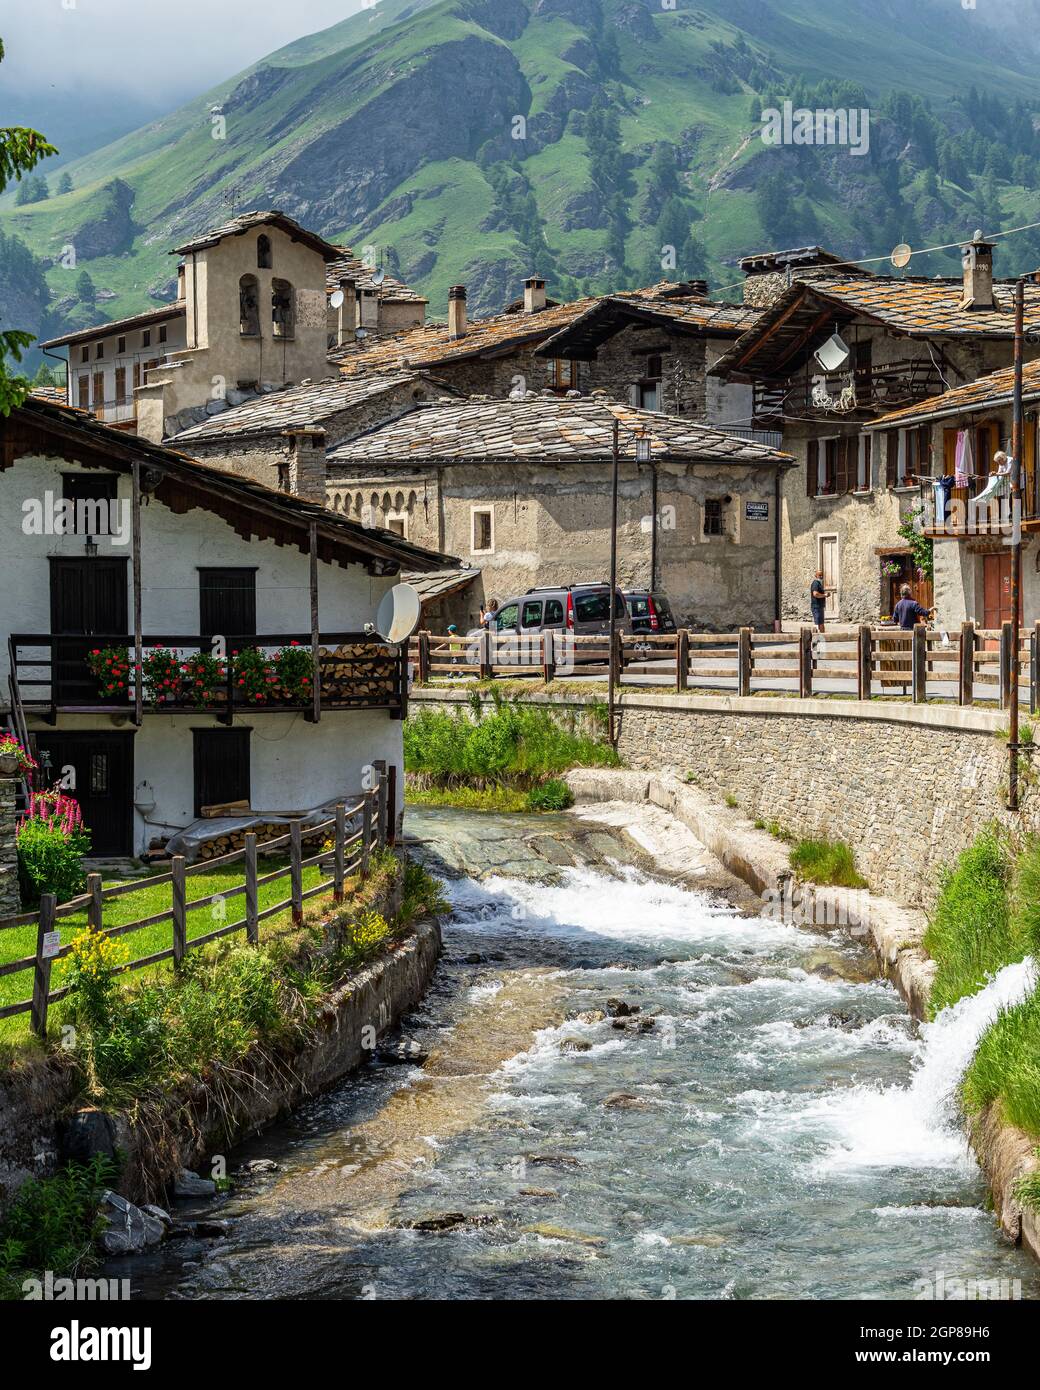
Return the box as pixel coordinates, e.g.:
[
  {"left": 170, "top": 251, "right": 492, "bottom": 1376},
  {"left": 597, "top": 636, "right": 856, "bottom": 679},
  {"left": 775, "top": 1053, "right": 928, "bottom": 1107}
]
[{"left": 0, "top": 856, "right": 329, "bottom": 1045}]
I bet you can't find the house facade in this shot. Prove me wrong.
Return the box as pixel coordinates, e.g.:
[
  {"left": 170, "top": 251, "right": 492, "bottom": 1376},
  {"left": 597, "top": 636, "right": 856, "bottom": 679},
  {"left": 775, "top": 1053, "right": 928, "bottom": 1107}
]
[
  {"left": 0, "top": 398, "right": 452, "bottom": 865},
  {"left": 710, "top": 242, "right": 1040, "bottom": 625},
  {"left": 326, "top": 395, "right": 792, "bottom": 631}
]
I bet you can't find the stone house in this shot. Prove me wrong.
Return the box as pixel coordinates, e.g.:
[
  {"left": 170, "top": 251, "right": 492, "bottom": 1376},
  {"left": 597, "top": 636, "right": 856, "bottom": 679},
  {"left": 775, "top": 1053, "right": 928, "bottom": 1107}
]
[
  {"left": 325, "top": 394, "right": 792, "bottom": 631},
  {"left": 868, "top": 358, "right": 1040, "bottom": 627},
  {"left": 0, "top": 396, "right": 452, "bottom": 861},
  {"left": 710, "top": 241, "right": 1040, "bottom": 625}
]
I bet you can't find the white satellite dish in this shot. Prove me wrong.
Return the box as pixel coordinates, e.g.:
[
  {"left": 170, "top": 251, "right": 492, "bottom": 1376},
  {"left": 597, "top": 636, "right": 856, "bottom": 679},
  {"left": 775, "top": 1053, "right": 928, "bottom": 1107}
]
[
  {"left": 814, "top": 332, "right": 851, "bottom": 373},
  {"left": 891, "top": 243, "right": 912, "bottom": 270},
  {"left": 372, "top": 267, "right": 386, "bottom": 286},
  {"left": 330, "top": 288, "right": 345, "bottom": 309},
  {"left": 376, "top": 583, "right": 421, "bottom": 645}
]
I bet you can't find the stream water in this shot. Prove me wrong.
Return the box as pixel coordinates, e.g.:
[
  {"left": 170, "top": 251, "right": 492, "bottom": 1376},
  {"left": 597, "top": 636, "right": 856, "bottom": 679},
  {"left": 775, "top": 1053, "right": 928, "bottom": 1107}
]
[{"left": 120, "top": 805, "right": 1040, "bottom": 1301}]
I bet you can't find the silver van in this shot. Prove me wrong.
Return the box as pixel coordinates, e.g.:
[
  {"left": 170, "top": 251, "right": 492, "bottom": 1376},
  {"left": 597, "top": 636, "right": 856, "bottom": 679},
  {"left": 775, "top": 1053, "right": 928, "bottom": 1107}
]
[{"left": 492, "top": 584, "right": 632, "bottom": 638}]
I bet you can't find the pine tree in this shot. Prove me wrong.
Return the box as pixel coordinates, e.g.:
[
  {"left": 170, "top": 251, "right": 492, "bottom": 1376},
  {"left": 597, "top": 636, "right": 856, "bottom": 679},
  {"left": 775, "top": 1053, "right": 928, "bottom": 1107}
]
[
  {"left": 75, "top": 270, "right": 96, "bottom": 306},
  {"left": 57, "top": 171, "right": 72, "bottom": 195}
]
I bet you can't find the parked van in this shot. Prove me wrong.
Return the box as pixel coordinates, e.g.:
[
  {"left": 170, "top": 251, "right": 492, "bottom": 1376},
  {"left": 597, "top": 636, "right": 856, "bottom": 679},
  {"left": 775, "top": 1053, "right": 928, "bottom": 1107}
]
[
  {"left": 624, "top": 590, "right": 677, "bottom": 636},
  {"left": 492, "top": 584, "right": 632, "bottom": 638}
]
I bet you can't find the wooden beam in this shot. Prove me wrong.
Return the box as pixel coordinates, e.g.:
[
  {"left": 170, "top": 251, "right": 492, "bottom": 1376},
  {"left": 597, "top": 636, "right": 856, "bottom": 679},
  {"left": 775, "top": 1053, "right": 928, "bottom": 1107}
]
[
  {"left": 730, "top": 291, "right": 809, "bottom": 371},
  {"left": 771, "top": 309, "right": 834, "bottom": 373}
]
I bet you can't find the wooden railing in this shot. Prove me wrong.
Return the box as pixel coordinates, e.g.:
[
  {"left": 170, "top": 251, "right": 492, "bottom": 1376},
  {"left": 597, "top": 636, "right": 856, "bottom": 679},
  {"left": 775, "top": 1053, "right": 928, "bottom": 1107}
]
[
  {"left": 409, "top": 623, "right": 1040, "bottom": 711},
  {"left": 0, "top": 778, "right": 391, "bottom": 1039},
  {"left": 10, "top": 631, "right": 407, "bottom": 723}
]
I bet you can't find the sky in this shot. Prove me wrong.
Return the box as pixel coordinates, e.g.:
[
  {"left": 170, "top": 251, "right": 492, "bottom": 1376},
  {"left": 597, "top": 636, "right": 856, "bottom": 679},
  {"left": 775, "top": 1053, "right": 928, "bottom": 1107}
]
[{"left": 0, "top": 0, "right": 366, "bottom": 105}]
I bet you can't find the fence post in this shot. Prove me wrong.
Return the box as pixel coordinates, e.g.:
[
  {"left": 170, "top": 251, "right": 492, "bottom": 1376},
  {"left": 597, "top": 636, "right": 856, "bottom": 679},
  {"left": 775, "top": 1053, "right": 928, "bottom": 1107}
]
[
  {"left": 87, "top": 872, "right": 103, "bottom": 934},
  {"left": 857, "top": 625, "right": 872, "bottom": 701},
  {"left": 386, "top": 765, "right": 397, "bottom": 847},
  {"left": 479, "top": 629, "right": 493, "bottom": 680},
  {"left": 361, "top": 792, "right": 374, "bottom": 881},
  {"left": 737, "top": 627, "right": 752, "bottom": 697},
  {"left": 377, "top": 770, "right": 389, "bottom": 849},
  {"left": 290, "top": 821, "right": 303, "bottom": 926},
  {"left": 333, "top": 804, "right": 346, "bottom": 903},
  {"left": 171, "top": 855, "right": 186, "bottom": 966},
  {"left": 676, "top": 629, "right": 689, "bottom": 693},
  {"left": 960, "top": 621, "right": 975, "bottom": 707},
  {"left": 799, "top": 626, "right": 813, "bottom": 699},
  {"left": 1000, "top": 621, "right": 1014, "bottom": 710},
  {"left": 912, "top": 622, "right": 927, "bottom": 704},
  {"left": 1032, "top": 621, "right": 1040, "bottom": 716},
  {"left": 30, "top": 894, "right": 56, "bottom": 1039},
  {"left": 245, "top": 834, "right": 259, "bottom": 944},
  {"left": 417, "top": 631, "right": 430, "bottom": 685},
  {"left": 542, "top": 631, "right": 555, "bottom": 684}
]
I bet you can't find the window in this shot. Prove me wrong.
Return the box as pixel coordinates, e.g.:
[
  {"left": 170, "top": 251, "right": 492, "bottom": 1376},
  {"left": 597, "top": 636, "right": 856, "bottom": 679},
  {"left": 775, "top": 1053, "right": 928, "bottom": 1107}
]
[
  {"left": 95, "top": 342, "right": 104, "bottom": 359},
  {"left": 240, "top": 275, "right": 261, "bottom": 337},
  {"left": 62, "top": 473, "right": 118, "bottom": 533},
  {"left": 575, "top": 592, "right": 612, "bottom": 622},
  {"left": 142, "top": 330, "right": 151, "bottom": 348},
  {"left": 646, "top": 354, "right": 663, "bottom": 380},
  {"left": 89, "top": 752, "right": 109, "bottom": 796},
  {"left": 257, "top": 234, "right": 272, "bottom": 269},
  {"left": 133, "top": 362, "right": 141, "bottom": 392},
  {"left": 856, "top": 434, "right": 872, "bottom": 492},
  {"left": 271, "top": 279, "right": 294, "bottom": 339},
  {"left": 77, "top": 375, "right": 89, "bottom": 409},
  {"left": 521, "top": 600, "right": 543, "bottom": 628},
  {"left": 91, "top": 370, "right": 105, "bottom": 412},
  {"left": 807, "top": 438, "right": 851, "bottom": 497},
  {"left": 548, "top": 358, "right": 576, "bottom": 390},
  {"left": 386, "top": 516, "right": 406, "bottom": 538},
  {"left": 199, "top": 568, "right": 257, "bottom": 640},
  {"left": 906, "top": 426, "right": 931, "bottom": 480},
  {"left": 117, "top": 337, "right": 126, "bottom": 354},
  {"left": 495, "top": 603, "right": 519, "bottom": 631},
  {"left": 703, "top": 498, "right": 724, "bottom": 536},
  {"left": 158, "top": 324, "right": 167, "bottom": 344},
  {"left": 192, "top": 729, "right": 250, "bottom": 817},
  {"left": 114, "top": 366, "right": 127, "bottom": 403},
  {"left": 471, "top": 507, "right": 494, "bottom": 554},
  {"left": 638, "top": 381, "right": 659, "bottom": 411},
  {"left": 80, "top": 346, "right": 89, "bottom": 364},
  {"left": 544, "top": 598, "right": 564, "bottom": 625}
]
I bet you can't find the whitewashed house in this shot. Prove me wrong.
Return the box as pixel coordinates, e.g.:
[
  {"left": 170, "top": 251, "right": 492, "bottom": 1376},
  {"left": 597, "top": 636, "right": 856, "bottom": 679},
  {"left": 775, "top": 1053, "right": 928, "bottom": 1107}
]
[{"left": 0, "top": 396, "right": 453, "bottom": 858}]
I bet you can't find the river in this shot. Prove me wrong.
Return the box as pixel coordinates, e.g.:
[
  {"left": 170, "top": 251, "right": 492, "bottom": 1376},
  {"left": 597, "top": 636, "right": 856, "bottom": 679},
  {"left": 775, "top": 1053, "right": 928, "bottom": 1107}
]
[{"left": 120, "top": 803, "right": 1040, "bottom": 1301}]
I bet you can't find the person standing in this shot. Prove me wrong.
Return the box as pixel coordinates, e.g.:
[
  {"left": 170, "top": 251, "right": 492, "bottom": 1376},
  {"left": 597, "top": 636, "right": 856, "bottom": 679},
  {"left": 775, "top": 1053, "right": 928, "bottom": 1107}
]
[
  {"left": 480, "top": 599, "right": 499, "bottom": 629},
  {"left": 810, "top": 570, "right": 829, "bottom": 632},
  {"left": 891, "top": 583, "right": 934, "bottom": 630}
]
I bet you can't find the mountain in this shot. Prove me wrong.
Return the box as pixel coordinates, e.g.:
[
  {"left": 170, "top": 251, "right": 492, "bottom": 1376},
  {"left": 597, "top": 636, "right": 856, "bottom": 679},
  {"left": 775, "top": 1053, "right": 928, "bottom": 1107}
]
[{"left": 3, "top": 0, "right": 1040, "bottom": 360}]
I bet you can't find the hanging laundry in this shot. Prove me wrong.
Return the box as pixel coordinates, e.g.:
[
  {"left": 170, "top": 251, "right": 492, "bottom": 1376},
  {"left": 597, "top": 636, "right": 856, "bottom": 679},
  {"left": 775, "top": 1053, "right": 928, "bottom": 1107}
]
[
  {"left": 954, "top": 430, "right": 971, "bottom": 487},
  {"left": 933, "top": 473, "right": 955, "bottom": 524}
]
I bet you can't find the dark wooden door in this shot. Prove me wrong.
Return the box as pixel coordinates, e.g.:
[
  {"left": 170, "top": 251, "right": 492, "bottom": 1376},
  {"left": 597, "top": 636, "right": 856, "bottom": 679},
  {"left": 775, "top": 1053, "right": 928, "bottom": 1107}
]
[
  {"left": 34, "top": 732, "right": 134, "bottom": 857},
  {"left": 193, "top": 729, "right": 250, "bottom": 816},
  {"left": 49, "top": 558, "right": 128, "bottom": 705},
  {"left": 982, "top": 552, "right": 1016, "bottom": 633}
]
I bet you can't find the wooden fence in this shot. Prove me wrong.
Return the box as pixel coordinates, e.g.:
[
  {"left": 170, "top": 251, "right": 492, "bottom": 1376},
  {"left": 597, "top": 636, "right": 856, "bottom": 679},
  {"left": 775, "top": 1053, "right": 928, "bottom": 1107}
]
[
  {"left": 0, "top": 776, "right": 391, "bottom": 1039},
  {"left": 410, "top": 621, "right": 1040, "bottom": 711}
]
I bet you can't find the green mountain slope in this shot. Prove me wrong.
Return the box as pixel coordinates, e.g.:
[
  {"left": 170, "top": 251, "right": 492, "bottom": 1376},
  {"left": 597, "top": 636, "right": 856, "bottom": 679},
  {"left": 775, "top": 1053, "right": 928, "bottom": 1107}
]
[{"left": 3, "top": 0, "right": 1040, "bottom": 358}]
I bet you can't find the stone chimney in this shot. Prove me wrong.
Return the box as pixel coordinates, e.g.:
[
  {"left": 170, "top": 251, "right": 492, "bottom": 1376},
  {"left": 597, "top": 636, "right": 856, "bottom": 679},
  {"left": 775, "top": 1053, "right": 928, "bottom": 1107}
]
[
  {"left": 359, "top": 288, "right": 380, "bottom": 330},
  {"left": 960, "top": 232, "right": 996, "bottom": 310},
  {"left": 284, "top": 428, "right": 327, "bottom": 505},
  {"left": 336, "top": 277, "right": 357, "bottom": 347},
  {"left": 448, "top": 285, "right": 467, "bottom": 338},
  {"left": 523, "top": 276, "right": 547, "bottom": 314}
]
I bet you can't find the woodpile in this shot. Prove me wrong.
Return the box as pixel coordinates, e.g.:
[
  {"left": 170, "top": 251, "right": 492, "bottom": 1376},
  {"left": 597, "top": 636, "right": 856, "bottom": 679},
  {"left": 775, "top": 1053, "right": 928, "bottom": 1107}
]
[
  {"left": 319, "top": 643, "right": 398, "bottom": 702},
  {"left": 192, "top": 820, "right": 331, "bottom": 862}
]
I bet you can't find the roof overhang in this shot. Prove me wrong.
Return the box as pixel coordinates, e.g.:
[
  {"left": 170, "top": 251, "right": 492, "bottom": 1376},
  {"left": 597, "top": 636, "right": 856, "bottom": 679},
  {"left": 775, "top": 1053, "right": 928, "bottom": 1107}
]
[{"left": 534, "top": 297, "right": 745, "bottom": 361}]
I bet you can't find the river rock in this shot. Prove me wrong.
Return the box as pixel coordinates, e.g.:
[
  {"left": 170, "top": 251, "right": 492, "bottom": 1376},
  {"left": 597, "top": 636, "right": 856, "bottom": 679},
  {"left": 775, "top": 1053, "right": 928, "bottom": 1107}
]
[
  {"left": 522, "top": 1222, "right": 604, "bottom": 1247},
  {"left": 376, "top": 1037, "right": 430, "bottom": 1065},
  {"left": 98, "top": 1191, "right": 165, "bottom": 1255},
  {"left": 141, "top": 1204, "right": 174, "bottom": 1230},
  {"left": 407, "top": 1211, "right": 497, "bottom": 1233},
  {"left": 528, "top": 1153, "right": 582, "bottom": 1169},
  {"left": 603, "top": 1091, "right": 647, "bottom": 1109},
  {"left": 611, "top": 1016, "right": 656, "bottom": 1033},
  {"left": 571, "top": 1009, "right": 606, "bottom": 1024},
  {"left": 173, "top": 1168, "right": 217, "bottom": 1198},
  {"left": 672, "top": 1233, "right": 728, "bottom": 1247},
  {"left": 241, "top": 1158, "right": 279, "bottom": 1174},
  {"left": 605, "top": 998, "right": 640, "bottom": 1017},
  {"left": 519, "top": 1187, "right": 559, "bottom": 1199},
  {"left": 559, "top": 1037, "right": 592, "bottom": 1053},
  {"left": 805, "top": 950, "right": 878, "bottom": 984}
]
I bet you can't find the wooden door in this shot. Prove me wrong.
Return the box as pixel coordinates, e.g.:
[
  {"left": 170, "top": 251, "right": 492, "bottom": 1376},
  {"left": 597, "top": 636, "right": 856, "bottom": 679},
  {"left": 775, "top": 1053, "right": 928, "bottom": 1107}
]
[
  {"left": 819, "top": 536, "right": 839, "bottom": 619},
  {"left": 982, "top": 552, "right": 1017, "bottom": 634},
  {"left": 192, "top": 729, "right": 250, "bottom": 816},
  {"left": 49, "top": 558, "right": 129, "bottom": 705},
  {"left": 34, "top": 732, "right": 134, "bottom": 857}
]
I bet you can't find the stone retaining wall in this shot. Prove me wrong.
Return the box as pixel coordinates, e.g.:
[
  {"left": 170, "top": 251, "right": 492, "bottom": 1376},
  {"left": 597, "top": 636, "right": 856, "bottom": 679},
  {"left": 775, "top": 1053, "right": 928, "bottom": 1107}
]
[{"left": 0, "top": 767, "right": 18, "bottom": 917}]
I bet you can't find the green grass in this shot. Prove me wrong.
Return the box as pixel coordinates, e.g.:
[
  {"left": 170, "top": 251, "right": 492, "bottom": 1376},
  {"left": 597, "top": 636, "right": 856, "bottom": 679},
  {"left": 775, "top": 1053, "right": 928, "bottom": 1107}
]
[
  {"left": 406, "top": 784, "right": 532, "bottom": 813},
  {"left": 0, "top": 853, "right": 327, "bottom": 1044},
  {"left": 962, "top": 987, "right": 1040, "bottom": 1139},
  {"left": 1013, "top": 1159, "right": 1040, "bottom": 1213},
  {"left": 922, "top": 827, "right": 1028, "bottom": 1018},
  {"left": 789, "top": 838, "right": 868, "bottom": 889}
]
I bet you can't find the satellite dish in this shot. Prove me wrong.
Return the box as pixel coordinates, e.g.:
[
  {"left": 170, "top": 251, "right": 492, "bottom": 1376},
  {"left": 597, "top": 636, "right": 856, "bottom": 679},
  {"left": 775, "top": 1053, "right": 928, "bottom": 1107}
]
[
  {"left": 355, "top": 326, "right": 369, "bottom": 341},
  {"left": 891, "top": 243, "right": 912, "bottom": 269},
  {"left": 814, "top": 332, "right": 851, "bottom": 373},
  {"left": 372, "top": 267, "right": 386, "bottom": 286},
  {"left": 330, "top": 288, "right": 345, "bottom": 309},
  {"left": 376, "top": 583, "right": 421, "bottom": 645}
]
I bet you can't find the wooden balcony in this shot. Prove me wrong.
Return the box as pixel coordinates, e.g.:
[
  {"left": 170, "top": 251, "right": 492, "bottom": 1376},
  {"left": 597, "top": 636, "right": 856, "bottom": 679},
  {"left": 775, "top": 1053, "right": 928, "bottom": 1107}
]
[
  {"left": 918, "top": 476, "right": 1039, "bottom": 539},
  {"left": 752, "top": 359, "right": 948, "bottom": 428},
  {"left": 9, "top": 632, "right": 407, "bottom": 725}
]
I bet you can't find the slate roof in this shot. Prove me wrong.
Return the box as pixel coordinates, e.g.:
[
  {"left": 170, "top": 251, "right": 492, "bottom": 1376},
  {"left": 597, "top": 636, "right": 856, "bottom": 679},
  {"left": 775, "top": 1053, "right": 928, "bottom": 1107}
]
[
  {"left": 534, "top": 290, "right": 759, "bottom": 360},
  {"left": 327, "top": 396, "right": 793, "bottom": 467},
  {"left": 39, "top": 302, "right": 186, "bottom": 351},
  {"left": 402, "top": 567, "right": 480, "bottom": 606},
  {"left": 170, "top": 210, "right": 342, "bottom": 261},
  {"left": 326, "top": 250, "right": 427, "bottom": 304},
  {"left": 170, "top": 371, "right": 456, "bottom": 443},
  {"left": 868, "top": 358, "right": 1040, "bottom": 429}
]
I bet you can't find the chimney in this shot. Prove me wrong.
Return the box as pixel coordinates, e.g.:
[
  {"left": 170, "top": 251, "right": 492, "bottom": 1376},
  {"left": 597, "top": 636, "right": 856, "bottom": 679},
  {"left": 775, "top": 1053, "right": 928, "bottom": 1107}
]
[
  {"left": 359, "top": 288, "right": 379, "bottom": 329},
  {"left": 336, "top": 277, "right": 357, "bottom": 347},
  {"left": 284, "top": 428, "right": 327, "bottom": 505},
  {"left": 960, "top": 231, "right": 996, "bottom": 310},
  {"left": 523, "top": 276, "right": 547, "bottom": 314},
  {"left": 177, "top": 262, "right": 186, "bottom": 300},
  {"left": 448, "top": 285, "right": 467, "bottom": 338}
]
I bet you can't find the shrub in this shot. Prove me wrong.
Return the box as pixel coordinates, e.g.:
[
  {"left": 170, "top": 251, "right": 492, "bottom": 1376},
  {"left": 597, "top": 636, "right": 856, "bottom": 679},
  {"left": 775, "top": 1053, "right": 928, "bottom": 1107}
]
[
  {"left": 16, "top": 790, "right": 91, "bottom": 907},
  {"left": 141, "top": 647, "right": 182, "bottom": 703},
  {"left": 789, "top": 838, "right": 867, "bottom": 889},
  {"left": 923, "top": 826, "right": 1024, "bottom": 1016},
  {"left": 273, "top": 641, "right": 314, "bottom": 702},
  {"left": 527, "top": 779, "right": 574, "bottom": 811},
  {"left": 962, "top": 984, "right": 1040, "bottom": 1138},
  {"left": 0, "top": 1155, "right": 117, "bottom": 1300},
  {"left": 181, "top": 650, "right": 226, "bottom": 706}
]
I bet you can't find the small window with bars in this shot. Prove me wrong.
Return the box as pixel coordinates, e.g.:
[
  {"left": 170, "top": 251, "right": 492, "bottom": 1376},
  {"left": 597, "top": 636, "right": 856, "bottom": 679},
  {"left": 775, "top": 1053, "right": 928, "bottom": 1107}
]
[{"left": 703, "top": 499, "right": 724, "bottom": 536}]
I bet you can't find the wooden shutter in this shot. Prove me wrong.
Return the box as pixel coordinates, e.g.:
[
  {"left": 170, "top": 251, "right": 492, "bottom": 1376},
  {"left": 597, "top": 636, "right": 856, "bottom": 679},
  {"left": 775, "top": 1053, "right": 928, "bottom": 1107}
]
[
  {"left": 114, "top": 366, "right": 126, "bottom": 403},
  {"left": 1025, "top": 414, "right": 1037, "bottom": 516},
  {"left": 92, "top": 370, "right": 104, "bottom": 412},
  {"left": 133, "top": 362, "right": 142, "bottom": 391},
  {"left": 886, "top": 431, "right": 899, "bottom": 488},
  {"left": 77, "top": 375, "right": 89, "bottom": 410},
  {"left": 193, "top": 729, "right": 251, "bottom": 817},
  {"left": 917, "top": 426, "right": 932, "bottom": 476},
  {"left": 199, "top": 568, "right": 257, "bottom": 640},
  {"left": 943, "top": 428, "right": 958, "bottom": 477},
  {"left": 806, "top": 439, "right": 819, "bottom": 497},
  {"left": 835, "top": 436, "right": 852, "bottom": 494}
]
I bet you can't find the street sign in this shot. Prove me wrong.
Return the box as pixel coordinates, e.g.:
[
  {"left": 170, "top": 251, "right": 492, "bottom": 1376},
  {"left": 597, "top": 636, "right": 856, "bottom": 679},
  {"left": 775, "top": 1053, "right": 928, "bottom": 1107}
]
[{"left": 745, "top": 501, "right": 769, "bottom": 520}]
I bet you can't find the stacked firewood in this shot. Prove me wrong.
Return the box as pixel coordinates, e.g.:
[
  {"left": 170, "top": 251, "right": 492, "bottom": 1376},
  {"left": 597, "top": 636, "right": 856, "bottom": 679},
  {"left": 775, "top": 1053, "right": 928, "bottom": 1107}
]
[
  {"left": 319, "top": 643, "right": 398, "bottom": 702},
  {"left": 192, "top": 820, "right": 331, "bottom": 862}
]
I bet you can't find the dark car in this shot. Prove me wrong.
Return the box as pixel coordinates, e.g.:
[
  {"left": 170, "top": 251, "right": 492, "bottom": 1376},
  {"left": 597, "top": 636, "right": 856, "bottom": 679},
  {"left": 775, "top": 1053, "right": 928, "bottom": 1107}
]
[{"left": 624, "top": 590, "right": 677, "bottom": 636}]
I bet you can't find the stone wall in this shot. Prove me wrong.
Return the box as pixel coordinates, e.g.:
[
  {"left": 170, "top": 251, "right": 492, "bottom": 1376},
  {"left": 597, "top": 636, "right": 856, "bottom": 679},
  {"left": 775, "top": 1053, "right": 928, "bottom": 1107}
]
[
  {"left": 411, "top": 688, "right": 1025, "bottom": 909},
  {"left": 0, "top": 767, "right": 17, "bottom": 917}
]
